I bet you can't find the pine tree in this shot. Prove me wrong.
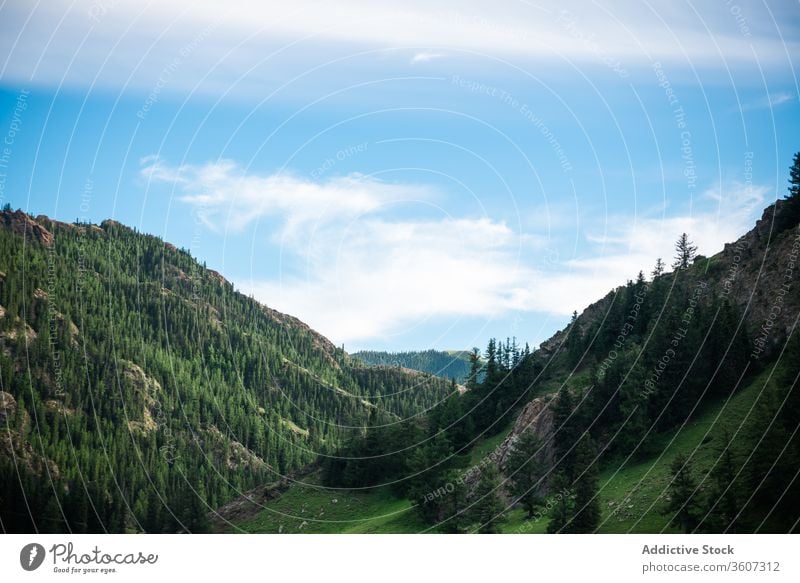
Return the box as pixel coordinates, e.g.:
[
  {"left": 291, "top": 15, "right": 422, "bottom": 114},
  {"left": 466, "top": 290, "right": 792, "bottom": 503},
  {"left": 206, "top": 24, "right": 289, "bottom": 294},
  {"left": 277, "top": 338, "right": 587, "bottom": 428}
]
[
  {"left": 439, "top": 469, "right": 470, "bottom": 533},
  {"left": 672, "top": 233, "right": 697, "bottom": 270},
  {"left": 504, "top": 431, "right": 544, "bottom": 518},
  {"left": 566, "top": 310, "right": 583, "bottom": 363},
  {"left": 466, "top": 347, "right": 482, "bottom": 391},
  {"left": 651, "top": 257, "right": 665, "bottom": 278},
  {"left": 470, "top": 465, "right": 506, "bottom": 533},
  {"left": 570, "top": 437, "right": 601, "bottom": 532},
  {"left": 484, "top": 339, "right": 500, "bottom": 387},
  {"left": 663, "top": 454, "right": 701, "bottom": 532},
  {"left": 790, "top": 151, "right": 800, "bottom": 199},
  {"left": 702, "top": 436, "right": 741, "bottom": 533},
  {"left": 551, "top": 386, "right": 578, "bottom": 480},
  {"left": 546, "top": 473, "right": 574, "bottom": 533},
  {"left": 781, "top": 151, "right": 800, "bottom": 229}
]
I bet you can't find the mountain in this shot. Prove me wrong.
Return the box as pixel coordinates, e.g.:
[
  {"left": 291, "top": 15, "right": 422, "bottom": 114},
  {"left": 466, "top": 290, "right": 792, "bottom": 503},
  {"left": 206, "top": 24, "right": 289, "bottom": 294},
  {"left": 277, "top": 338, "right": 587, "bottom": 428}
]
[
  {"left": 351, "top": 349, "right": 475, "bottom": 383},
  {"left": 2, "top": 193, "right": 798, "bottom": 535},
  {"left": 216, "top": 198, "right": 800, "bottom": 534},
  {"left": 0, "top": 209, "right": 452, "bottom": 533}
]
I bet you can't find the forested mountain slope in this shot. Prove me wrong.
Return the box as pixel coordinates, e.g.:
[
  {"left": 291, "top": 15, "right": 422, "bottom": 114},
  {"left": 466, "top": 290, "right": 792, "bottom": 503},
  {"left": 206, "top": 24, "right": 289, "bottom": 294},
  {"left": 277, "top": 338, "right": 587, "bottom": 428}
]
[{"left": 0, "top": 209, "right": 452, "bottom": 533}]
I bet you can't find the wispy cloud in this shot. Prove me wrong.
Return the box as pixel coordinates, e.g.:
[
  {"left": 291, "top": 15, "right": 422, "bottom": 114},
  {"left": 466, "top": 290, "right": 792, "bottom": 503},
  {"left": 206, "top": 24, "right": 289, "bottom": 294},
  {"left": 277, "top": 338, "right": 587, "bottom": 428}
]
[
  {"left": 410, "top": 51, "right": 444, "bottom": 64},
  {"left": 143, "top": 158, "right": 542, "bottom": 342},
  {"left": 240, "top": 217, "right": 541, "bottom": 342},
  {"left": 3, "top": 0, "right": 797, "bottom": 93},
  {"left": 146, "top": 158, "right": 768, "bottom": 344},
  {"left": 140, "top": 157, "right": 436, "bottom": 238},
  {"left": 738, "top": 91, "right": 797, "bottom": 111},
  {"left": 533, "top": 182, "right": 768, "bottom": 315}
]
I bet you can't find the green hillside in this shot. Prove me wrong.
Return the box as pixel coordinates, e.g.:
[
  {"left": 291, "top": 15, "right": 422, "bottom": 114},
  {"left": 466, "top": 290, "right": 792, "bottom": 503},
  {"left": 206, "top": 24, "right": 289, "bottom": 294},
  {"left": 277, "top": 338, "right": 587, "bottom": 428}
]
[
  {"left": 0, "top": 210, "right": 451, "bottom": 533},
  {"left": 221, "top": 359, "right": 791, "bottom": 534}
]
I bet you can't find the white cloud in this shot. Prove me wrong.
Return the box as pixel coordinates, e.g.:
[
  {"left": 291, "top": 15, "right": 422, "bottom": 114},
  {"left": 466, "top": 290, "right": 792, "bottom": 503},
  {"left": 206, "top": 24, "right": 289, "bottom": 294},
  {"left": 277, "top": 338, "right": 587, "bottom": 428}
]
[
  {"left": 410, "top": 51, "right": 444, "bottom": 64},
  {"left": 739, "top": 91, "right": 797, "bottom": 111},
  {"left": 140, "top": 157, "right": 436, "bottom": 238},
  {"left": 145, "top": 157, "right": 545, "bottom": 343},
  {"left": 149, "top": 157, "right": 769, "bottom": 343},
  {"left": 527, "top": 182, "right": 768, "bottom": 315},
  {"left": 240, "top": 217, "right": 540, "bottom": 342},
  {"left": 2, "top": 0, "right": 796, "bottom": 93}
]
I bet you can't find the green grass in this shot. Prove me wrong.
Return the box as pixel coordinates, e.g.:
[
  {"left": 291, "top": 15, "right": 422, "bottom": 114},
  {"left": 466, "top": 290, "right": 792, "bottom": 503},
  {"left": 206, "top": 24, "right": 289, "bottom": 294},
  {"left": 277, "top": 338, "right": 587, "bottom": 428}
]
[
  {"left": 594, "top": 367, "right": 771, "bottom": 533},
  {"left": 232, "top": 368, "right": 773, "bottom": 534},
  {"left": 232, "top": 473, "right": 428, "bottom": 533},
  {"left": 467, "top": 422, "right": 513, "bottom": 466},
  {"left": 499, "top": 508, "right": 551, "bottom": 533},
  {"left": 498, "top": 367, "right": 770, "bottom": 533}
]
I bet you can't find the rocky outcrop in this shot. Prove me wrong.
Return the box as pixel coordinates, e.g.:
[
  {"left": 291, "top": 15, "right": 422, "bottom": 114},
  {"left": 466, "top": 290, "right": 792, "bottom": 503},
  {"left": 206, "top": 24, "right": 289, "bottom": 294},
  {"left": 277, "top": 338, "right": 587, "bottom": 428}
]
[
  {"left": 496, "top": 395, "right": 555, "bottom": 472},
  {"left": 0, "top": 320, "right": 37, "bottom": 343},
  {"left": 465, "top": 395, "right": 556, "bottom": 498},
  {"left": 205, "top": 425, "right": 269, "bottom": 471},
  {"left": 705, "top": 201, "right": 800, "bottom": 358},
  {"left": 0, "top": 391, "right": 16, "bottom": 423},
  {"left": 120, "top": 360, "right": 161, "bottom": 433},
  {"left": 43, "top": 399, "right": 75, "bottom": 416},
  {"left": 0, "top": 209, "right": 54, "bottom": 246},
  {"left": 207, "top": 269, "right": 226, "bottom": 286},
  {"left": 262, "top": 305, "right": 341, "bottom": 367}
]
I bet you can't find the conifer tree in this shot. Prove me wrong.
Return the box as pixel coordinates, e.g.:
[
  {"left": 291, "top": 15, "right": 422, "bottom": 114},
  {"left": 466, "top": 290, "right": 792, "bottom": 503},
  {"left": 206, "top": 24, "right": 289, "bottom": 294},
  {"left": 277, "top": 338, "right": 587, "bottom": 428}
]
[
  {"left": 570, "top": 436, "right": 601, "bottom": 532},
  {"left": 651, "top": 257, "right": 665, "bottom": 278},
  {"left": 504, "top": 431, "right": 544, "bottom": 518},
  {"left": 546, "top": 473, "right": 574, "bottom": 533},
  {"left": 566, "top": 310, "right": 583, "bottom": 363},
  {"left": 551, "top": 386, "right": 578, "bottom": 480},
  {"left": 466, "top": 347, "right": 483, "bottom": 391},
  {"left": 470, "top": 465, "right": 506, "bottom": 533},
  {"left": 664, "top": 453, "right": 701, "bottom": 532},
  {"left": 782, "top": 151, "right": 800, "bottom": 228},
  {"left": 439, "top": 469, "right": 470, "bottom": 533},
  {"left": 702, "top": 436, "right": 741, "bottom": 533},
  {"left": 672, "top": 233, "right": 697, "bottom": 270}
]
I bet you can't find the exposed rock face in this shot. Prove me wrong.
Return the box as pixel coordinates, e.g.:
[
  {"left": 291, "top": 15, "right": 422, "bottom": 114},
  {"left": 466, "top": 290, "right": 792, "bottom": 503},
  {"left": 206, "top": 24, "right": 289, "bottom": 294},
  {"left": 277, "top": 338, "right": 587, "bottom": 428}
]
[
  {"left": 465, "top": 395, "right": 556, "bottom": 499},
  {"left": 705, "top": 201, "right": 800, "bottom": 358},
  {"left": 120, "top": 360, "right": 162, "bottom": 433},
  {"left": 43, "top": 399, "right": 75, "bottom": 416},
  {"left": 0, "top": 320, "right": 37, "bottom": 343},
  {"left": 0, "top": 209, "right": 54, "bottom": 246},
  {"left": 496, "top": 395, "right": 555, "bottom": 473},
  {"left": 205, "top": 425, "right": 269, "bottom": 471},
  {"left": 100, "top": 219, "right": 129, "bottom": 233},
  {"left": 0, "top": 391, "right": 16, "bottom": 423},
  {"left": 207, "top": 269, "right": 226, "bottom": 286}
]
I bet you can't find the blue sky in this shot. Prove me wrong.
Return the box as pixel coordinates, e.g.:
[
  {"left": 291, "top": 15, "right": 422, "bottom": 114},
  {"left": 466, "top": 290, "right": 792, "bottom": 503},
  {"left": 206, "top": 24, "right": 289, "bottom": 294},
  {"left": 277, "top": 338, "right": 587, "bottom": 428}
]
[{"left": 1, "top": 0, "right": 798, "bottom": 351}]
